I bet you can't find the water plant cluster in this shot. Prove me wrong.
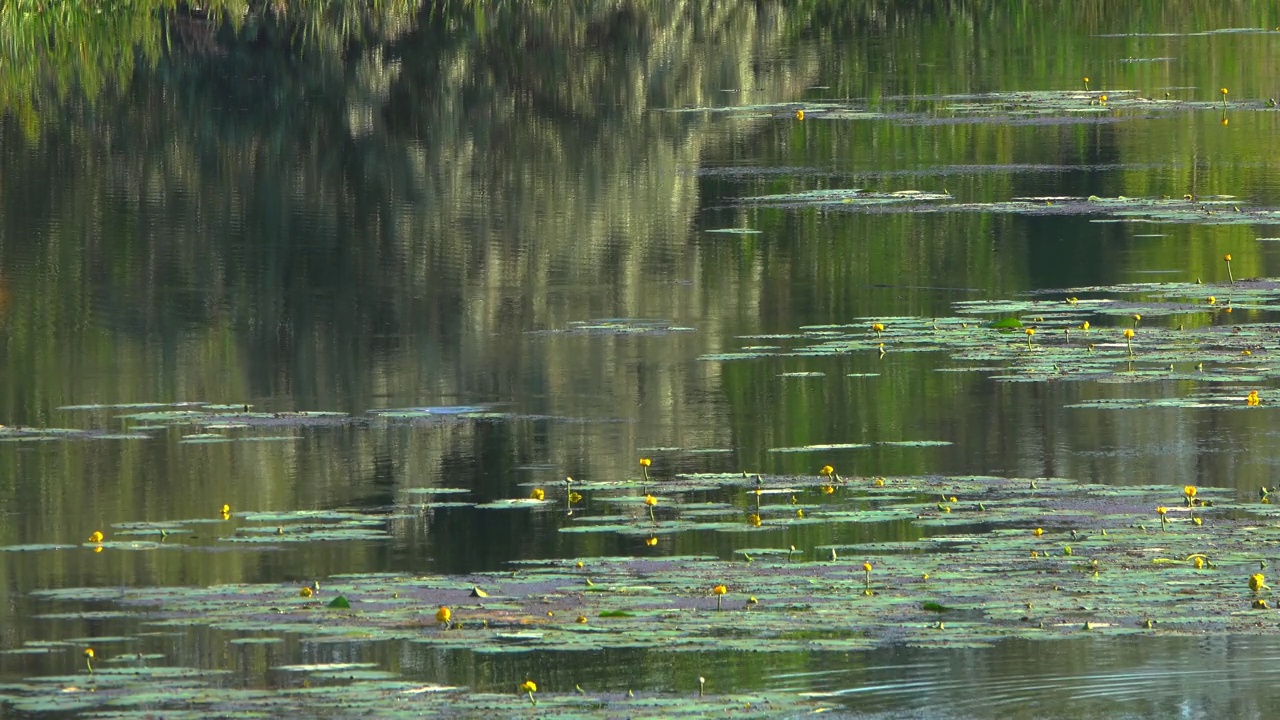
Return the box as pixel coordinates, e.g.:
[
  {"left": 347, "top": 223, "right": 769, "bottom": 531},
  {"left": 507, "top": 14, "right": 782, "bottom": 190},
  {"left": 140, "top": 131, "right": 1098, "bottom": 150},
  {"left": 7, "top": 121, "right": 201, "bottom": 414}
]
[
  {"left": 5, "top": 456, "right": 1280, "bottom": 714},
  {"left": 10, "top": 263, "right": 1280, "bottom": 714},
  {"left": 707, "top": 273, "right": 1280, "bottom": 407}
]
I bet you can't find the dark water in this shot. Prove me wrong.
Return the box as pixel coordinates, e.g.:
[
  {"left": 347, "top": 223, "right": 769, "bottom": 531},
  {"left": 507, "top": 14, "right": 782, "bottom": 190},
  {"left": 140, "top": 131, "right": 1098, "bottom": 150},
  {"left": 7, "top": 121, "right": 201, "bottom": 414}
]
[{"left": 4, "top": 2, "right": 1280, "bottom": 716}]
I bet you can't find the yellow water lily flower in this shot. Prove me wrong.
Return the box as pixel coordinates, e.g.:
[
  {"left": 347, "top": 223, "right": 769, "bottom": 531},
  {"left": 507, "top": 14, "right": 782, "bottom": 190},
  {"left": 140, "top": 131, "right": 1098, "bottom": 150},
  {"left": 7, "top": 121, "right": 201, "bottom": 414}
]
[
  {"left": 747, "top": 513, "right": 762, "bottom": 527},
  {"left": 821, "top": 485, "right": 835, "bottom": 494},
  {"left": 436, "top": 605, "right": 452, "bottom": 625},
  {"left": 1081, "top": 320, "right": 1090, "bottom": 331},
  {"left": 1184, "top": 485, "right": 1197, "bottom": 506},
  {"left": 89, "top": 531, "right": 104, "bottom": 543},
  {"left": 1194, "top": 556, "right": 1205, "bottom": 569},
  {"left": 820, "top": 465, "right": 835, "bottom": 477},
  {"left": 639, "top": 458, "right": 651, "bottom": 467},
  {"left": 795, "top": 109, "right": 805, "bottom": 121},
  {"left": 1224, "top": 253, "right": 1234, "bottom": 282},
  {"left": 871, "top": 322, "right": 885, "bottom": 336},
  {"left": 520, "top": 680, "right": 538, "bottom": 704},
  {"left": 645, "top": 536, "right": 658, "bottom": 547},
  {"left": 300, "top": 586, "right": 313, "bottom": 598},
  {"left": 644, "top": 495, "right": 657, "bottom": 506},
  {"left": 1247, "top": 390, "right": 1261, "bottom": 407},
  {"left": 1033, "top": 527, "right": 1044, "bottom": 537},
  {"left": 577, "top": 615, "right": 588, "bottom": 623},
  {"left": 83, "top": 647, "right": 95, "bottom": 674},
  {"left": 530, "top": 488, "right": 545, "bottom": 501},
  {"left": 713, "top": 584, "right": 728, "bottom": 610},
  {"left": 568, "top": 491, "right": 583, "bottom": 504},
  {"left": 1250, "top": 573, "right": 1268, "bottom": 593}
]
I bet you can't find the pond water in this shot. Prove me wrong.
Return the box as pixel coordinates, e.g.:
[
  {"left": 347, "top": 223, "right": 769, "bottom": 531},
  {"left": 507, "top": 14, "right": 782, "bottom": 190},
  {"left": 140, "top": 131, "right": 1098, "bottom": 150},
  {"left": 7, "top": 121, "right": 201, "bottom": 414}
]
[{"left": 4, "top": 2, "right": 1280, "bottom": 717}]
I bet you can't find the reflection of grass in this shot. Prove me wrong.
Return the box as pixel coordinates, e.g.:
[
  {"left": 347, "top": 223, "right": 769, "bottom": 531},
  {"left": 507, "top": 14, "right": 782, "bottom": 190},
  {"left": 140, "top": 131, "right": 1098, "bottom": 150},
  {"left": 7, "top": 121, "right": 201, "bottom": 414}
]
[{"left": 0, "top": 0, "right": 419, "bottom": 136}]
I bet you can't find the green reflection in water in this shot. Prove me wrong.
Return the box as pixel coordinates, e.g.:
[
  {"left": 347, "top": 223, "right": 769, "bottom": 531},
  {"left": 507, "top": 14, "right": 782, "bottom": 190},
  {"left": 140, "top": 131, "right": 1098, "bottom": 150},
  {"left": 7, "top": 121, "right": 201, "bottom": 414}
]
[{"left": 4, "top": 0, "right": 1280, "bottom": 716}]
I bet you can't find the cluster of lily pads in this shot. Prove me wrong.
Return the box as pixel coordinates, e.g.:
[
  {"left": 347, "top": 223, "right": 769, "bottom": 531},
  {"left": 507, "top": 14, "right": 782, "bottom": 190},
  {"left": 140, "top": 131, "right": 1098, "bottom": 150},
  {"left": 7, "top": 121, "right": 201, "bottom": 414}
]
[
  {"left": 739, "top": 190, "right": 1280, "bottom": 224},
  {"left": 10, "top": 466, "right": 1280, "bottom": 716},
  {"left": 705, "top": 273, "right": 1280, "bottom": 408},
  {"left": 669, "top": 81, "right": 1277, "bottom": 128},
  {"left": 10, "top": 266, "right": 1280, "bottom": 716}
]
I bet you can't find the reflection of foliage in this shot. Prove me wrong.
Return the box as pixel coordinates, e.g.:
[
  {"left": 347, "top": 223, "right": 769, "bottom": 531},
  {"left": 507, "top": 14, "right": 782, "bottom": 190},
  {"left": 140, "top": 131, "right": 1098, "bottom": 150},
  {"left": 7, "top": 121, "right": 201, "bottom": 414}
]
[
  {"left": 0, "top": 0, "right": 419, "bottom": 137},
  {"left": 3, "top": 0, "right": 1280, "bottom": 561},
  {"left": 0, "top": 0, "right": 172, "bottom": 135}
]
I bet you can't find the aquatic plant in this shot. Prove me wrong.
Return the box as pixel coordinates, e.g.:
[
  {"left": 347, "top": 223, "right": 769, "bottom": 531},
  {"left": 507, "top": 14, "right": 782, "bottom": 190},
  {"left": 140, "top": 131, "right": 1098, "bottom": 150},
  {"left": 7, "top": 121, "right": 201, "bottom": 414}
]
[
  {"left": 520, "top": 679, "right": 537, "bottom": 705},
  {"left": 1250, "top": 573, "right": 1268, "bottom": 594},
  {"left": 712, "top": 584, "right": 728, "bottom": 610},
  {"left": 1224, "top": 254, "right": 1234, "bottom": 283}
]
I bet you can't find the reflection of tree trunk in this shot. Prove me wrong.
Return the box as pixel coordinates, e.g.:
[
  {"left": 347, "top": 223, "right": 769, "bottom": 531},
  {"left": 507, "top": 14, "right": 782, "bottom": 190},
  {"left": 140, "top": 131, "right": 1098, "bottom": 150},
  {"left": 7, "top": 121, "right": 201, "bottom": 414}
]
[{"left": 171, "top": 10, "right": 223, "bottom": 56}]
